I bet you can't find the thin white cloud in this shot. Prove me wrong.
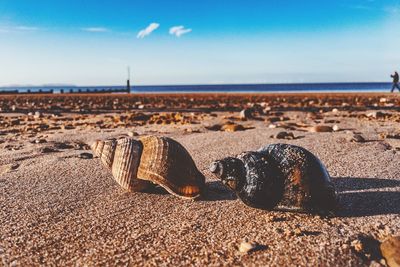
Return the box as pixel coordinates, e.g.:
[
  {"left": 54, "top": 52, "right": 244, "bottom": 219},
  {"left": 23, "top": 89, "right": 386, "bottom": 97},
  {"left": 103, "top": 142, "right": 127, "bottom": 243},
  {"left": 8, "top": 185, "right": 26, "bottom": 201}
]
[
  {"left": 0, "top": 25, "right": 40, "bottom": 33},
  {"left": 169, "top": 26, "right": 192, "bottom": 37},
  {"left": 15, "top": 26, "right": 39, "bottom": 31},
  {"left": 137, "top": 23, "right": 160, "bottom": 39},
  {"left": 82, "top": 27, "right": 110, "bottom": 32}
]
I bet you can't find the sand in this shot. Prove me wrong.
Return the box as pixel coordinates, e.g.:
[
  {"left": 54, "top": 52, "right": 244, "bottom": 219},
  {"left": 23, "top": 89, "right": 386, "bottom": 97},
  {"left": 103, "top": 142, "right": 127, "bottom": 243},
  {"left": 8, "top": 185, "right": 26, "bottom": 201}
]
[{"left": 0, "top": 93, "right": 399, "bottom": 266}]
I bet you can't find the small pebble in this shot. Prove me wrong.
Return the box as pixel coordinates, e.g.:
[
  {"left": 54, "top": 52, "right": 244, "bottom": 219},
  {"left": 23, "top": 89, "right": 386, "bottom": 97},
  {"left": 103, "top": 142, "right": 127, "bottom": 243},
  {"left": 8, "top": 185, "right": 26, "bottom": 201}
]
[
  {"left": 33, "top": 111, "right": 43, "bottom": 119},
  {"left": 128, "top": 131, "right": 139, "bottom": 137},
  {"left": 332, "top": 125, "right": 340, "bottom": 132},
  {"left": 309, "top": 125, "right": 333, "bottom": 133},
  {"left": 273, "top": 131, "right": 295, "bottom": 140},
  {"left": 54, "top": 142, "right": 74, "bottom": 149},
  {"left": 221, "top": 123, "right": 246, "bottom": 132},
  {"left": 74, "top": 142, "right": 90, "bottom": 150},
  {"left": 239, "top": 242, "right": 257, "bottom": 254},
  {"left": 79, "top": 153, "right": 93, "bottom": 159},
  {"left": 351, "top": 134, "right": 366, "bottom": 143},
  {"left": 40, "top": 147, "right": 59, "bottom": 153},
  {"left": 0, "top": 163, "right": 20, "bottom": 175},
  {"left": 239, "top": 108, "right": 253, "bottom": 120}
]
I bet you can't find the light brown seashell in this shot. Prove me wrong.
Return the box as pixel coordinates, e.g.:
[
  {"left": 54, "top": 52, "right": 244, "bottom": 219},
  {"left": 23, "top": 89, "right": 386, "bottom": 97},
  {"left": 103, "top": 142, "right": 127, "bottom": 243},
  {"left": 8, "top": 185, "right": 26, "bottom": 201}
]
[
  {"left": 137, "top": 136, "right": 205, "bottom": 199},
  {"left": 91, "top": 136, "right": 205, "bottom": 199},
  {"left": 92, "top": 137, "right": 151, "bottom": 192}
]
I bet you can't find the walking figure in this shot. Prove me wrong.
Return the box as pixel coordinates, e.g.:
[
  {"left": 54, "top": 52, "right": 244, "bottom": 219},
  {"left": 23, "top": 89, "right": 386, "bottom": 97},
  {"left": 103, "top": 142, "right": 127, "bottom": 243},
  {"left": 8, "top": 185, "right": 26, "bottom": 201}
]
[{"left": 391, "top": 71, "right": 400, "bottom": 92}]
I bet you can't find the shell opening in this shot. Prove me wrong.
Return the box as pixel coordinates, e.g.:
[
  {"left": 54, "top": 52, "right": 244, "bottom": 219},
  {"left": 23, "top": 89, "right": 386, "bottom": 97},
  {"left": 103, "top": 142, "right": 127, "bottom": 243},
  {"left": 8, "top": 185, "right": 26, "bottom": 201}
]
[{"left": 209, "top": 161, "right": 220, "bottom": 173}]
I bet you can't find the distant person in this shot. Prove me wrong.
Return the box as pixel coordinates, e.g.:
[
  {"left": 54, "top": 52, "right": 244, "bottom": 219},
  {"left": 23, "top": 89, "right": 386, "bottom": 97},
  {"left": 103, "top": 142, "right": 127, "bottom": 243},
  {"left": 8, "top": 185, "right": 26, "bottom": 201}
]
[{"left": 391, "top": 71, "right": 400, "bottom": 92}]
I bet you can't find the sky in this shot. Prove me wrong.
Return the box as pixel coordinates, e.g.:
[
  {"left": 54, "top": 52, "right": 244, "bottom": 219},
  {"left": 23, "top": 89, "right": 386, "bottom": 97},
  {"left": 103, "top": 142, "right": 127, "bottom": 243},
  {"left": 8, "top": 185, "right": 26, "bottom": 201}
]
[{"left": 0, "top": 0, "right": 400, "bottom": 86}]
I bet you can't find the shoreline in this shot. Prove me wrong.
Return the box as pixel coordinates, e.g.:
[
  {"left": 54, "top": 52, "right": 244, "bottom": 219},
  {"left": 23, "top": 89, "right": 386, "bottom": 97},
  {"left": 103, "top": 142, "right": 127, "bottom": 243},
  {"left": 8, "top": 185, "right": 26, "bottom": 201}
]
[{"left": 0, "top": 91, "right": 398, "bottom": 96}]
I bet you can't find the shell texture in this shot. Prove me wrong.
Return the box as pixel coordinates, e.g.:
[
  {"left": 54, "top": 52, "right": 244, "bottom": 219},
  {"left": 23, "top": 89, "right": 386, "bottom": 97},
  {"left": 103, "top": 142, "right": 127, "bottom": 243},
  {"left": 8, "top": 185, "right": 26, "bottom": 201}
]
[
  {"left": 91, "top": 136, "right": 205, "bottom": 199},
  {"left": 92, "top": 137, "right": 151, "bottom": 192},
  {"left": 137, "top": 136, "right": 205, "bottom": 199},
  {"left": 100, "top": 138, "right": 117, "bottom": 168},
  {"left": 210, "top": 143, "right": 337, "bottom": 213}
]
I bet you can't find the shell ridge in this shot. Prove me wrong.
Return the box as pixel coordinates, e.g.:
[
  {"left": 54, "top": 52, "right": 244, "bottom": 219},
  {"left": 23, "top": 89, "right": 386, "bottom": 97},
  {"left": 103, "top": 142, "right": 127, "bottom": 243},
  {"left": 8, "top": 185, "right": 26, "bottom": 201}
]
[
  {"left": 121, "top": 139, "right": 130, "bottom": 188},
  {"left": 113, "top": 139, "right": 125, "bottom": 188},
  {"left": 127, "top": 139, "right": 141, "bottom": 188},
  {"left": 109, "top": 138, "right": 147, "bottom": 191},
  {"left": 95, "top": 141, "right": 105, "bottom": 158},
  {"left": 100, "top": 139, "right": 117, "bottom": 169}
]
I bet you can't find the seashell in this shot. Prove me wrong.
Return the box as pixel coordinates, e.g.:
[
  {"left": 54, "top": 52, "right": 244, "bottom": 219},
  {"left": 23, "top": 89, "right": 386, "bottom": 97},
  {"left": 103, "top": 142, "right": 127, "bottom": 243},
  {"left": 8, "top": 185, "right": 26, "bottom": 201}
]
[
  {"left": 210, "top": 143, "right": 337, "bottom": 213},
  {"left": 91, "top": 136, "right": 205, "bottom": 199},
  {"left": 137, "top": 136, "right": 205, "bottom": 199}
]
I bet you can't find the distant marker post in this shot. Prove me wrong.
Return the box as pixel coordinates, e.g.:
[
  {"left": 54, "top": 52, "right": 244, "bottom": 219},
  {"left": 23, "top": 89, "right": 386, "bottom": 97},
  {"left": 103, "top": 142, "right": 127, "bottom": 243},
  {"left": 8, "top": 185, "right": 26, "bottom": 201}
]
[{"left": 127, "top": 66, "right": 131, "bottom": 93}]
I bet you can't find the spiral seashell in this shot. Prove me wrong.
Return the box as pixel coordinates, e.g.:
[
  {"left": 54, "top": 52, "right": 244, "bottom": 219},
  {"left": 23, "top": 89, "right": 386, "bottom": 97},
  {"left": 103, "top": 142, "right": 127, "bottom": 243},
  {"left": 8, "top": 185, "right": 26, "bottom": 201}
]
[
  {"left": 91, "top": 137, "right": 151, "bottom": 192},
  {"left": 210, "top": 143, "right": 337, "bottom": 213},
  {"left": 91, "top": 136, "right": 205, "bottom": 199},
  {"left": 137, "top": 136, "right": 205, "bottom": 199}
]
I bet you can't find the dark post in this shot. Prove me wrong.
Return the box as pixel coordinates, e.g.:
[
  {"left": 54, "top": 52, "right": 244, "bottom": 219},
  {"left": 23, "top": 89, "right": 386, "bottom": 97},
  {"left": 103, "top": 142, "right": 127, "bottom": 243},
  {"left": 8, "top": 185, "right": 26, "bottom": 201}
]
[
  {"left": 126, "top": 66, "right": 131, "bottom": 93},
  {"left": 127, "top": 79, "right": 130, "bottom": 93}
]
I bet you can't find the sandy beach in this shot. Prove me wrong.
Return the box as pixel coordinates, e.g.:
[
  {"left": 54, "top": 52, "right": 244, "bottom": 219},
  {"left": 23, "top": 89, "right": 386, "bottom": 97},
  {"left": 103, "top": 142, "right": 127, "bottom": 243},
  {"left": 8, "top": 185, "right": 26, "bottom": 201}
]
[{"left": 0, "top": 93, "right": 399, "bottom": 266}]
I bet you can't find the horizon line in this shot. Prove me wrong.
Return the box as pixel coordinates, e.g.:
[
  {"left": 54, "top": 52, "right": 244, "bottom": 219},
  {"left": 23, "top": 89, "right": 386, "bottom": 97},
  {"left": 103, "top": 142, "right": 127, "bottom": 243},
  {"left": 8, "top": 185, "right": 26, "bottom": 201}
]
[{"left": 0, "top": 81, "right": 392, "bottom": 89}]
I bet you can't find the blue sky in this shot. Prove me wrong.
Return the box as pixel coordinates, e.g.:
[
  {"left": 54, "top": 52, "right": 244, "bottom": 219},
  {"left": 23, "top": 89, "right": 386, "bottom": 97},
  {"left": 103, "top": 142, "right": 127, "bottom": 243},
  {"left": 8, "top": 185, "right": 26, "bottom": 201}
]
[{"left": 0, "top": 0, "right": 399, "bottom": 86}]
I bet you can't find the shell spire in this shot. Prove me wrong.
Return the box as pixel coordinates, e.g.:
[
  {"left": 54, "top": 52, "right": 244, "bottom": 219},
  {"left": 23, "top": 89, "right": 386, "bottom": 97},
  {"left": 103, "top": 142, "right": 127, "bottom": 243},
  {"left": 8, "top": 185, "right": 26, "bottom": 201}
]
[{"left": 91, "top": 137, "right": 151, "bottom": 192}]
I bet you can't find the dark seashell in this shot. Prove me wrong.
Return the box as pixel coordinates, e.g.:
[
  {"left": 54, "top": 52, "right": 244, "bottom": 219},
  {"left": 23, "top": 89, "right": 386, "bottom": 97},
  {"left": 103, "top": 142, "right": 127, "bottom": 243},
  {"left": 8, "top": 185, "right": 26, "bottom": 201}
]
[{"left": 210, "top": 143, "right": 337, "bottom": 213}]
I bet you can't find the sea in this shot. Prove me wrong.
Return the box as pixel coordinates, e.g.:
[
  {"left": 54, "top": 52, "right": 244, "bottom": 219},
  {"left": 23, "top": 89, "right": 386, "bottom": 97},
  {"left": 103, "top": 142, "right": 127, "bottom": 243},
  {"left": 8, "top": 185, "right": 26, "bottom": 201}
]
[{"left": 0, "top": 82, "right": 394, "bottom": 94}]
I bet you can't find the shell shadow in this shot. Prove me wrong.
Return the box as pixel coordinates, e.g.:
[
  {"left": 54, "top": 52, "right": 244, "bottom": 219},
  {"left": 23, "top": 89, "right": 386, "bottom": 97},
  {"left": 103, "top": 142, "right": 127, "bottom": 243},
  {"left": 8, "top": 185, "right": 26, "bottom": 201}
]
[
  {"left": 201, "top": 181, "right": 238, "bottom": 201},
  {"left": 333, "top": 177, "right": 400, "bottom": 217},
  {"left": 138, "top": 182, "right": 238, "bottom": 201},
  {"left": 141, "top": 185, "right": 170, "bottom": 195}
]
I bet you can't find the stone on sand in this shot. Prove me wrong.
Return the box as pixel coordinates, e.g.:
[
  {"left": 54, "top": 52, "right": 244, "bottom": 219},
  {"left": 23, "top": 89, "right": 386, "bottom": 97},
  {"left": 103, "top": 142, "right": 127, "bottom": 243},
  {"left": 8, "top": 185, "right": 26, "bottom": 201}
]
[{"left": 309, "top": 125, "right": 333, "bottom": 133}]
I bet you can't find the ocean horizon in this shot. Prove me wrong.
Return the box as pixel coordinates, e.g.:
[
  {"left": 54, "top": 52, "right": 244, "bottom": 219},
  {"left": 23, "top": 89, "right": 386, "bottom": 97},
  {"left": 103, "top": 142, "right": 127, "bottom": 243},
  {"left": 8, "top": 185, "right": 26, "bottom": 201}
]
[{"left": 0, "top": 82, "right": 394, "bottom": 94}]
